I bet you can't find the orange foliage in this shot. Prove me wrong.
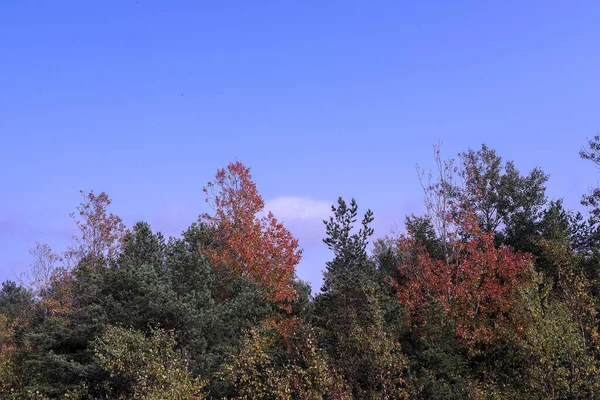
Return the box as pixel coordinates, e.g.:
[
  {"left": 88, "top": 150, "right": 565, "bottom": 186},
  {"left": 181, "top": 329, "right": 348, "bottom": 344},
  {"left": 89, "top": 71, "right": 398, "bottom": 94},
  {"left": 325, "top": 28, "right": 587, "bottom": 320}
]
[
  {"left": 43, "top": 269, "right": 75, "bottom": 317},
  {"left": 203, "top": 161, "right": 302, "bottom": 311}
]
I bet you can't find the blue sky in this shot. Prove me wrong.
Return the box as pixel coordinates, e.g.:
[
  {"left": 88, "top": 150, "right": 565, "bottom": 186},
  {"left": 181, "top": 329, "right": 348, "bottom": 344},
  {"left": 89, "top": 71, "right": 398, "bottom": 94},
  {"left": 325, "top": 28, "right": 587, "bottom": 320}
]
[{"left": 1, "top": 1, "right": 599, "bottom": 291}]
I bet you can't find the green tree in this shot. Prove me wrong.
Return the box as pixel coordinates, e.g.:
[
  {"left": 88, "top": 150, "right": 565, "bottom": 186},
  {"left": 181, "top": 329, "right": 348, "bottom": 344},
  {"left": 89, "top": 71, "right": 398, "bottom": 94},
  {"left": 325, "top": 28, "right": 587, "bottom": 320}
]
[
  {"left": 164, "top": 222, "right": 274, "bottom": 395},
  {"left": 321, "top": 197, "right": 375, "bottom": 293},
  {"left": 0, "top": 281, "right": 34, "bottom": 322},
  {"left": 516, "top": 283, "right": 600, "bottom": 399},
  {"left": 220, "top": 321, "right": 352, "bottom": 400},
  {"left": 457, "top": 144, "right": 549, "bottom": 253},
  {"left": 93, "top": 326, "right": 205, "bottom": 399},
  {"left": 315, "top": 198, "right": 411, "bottom": 399}
]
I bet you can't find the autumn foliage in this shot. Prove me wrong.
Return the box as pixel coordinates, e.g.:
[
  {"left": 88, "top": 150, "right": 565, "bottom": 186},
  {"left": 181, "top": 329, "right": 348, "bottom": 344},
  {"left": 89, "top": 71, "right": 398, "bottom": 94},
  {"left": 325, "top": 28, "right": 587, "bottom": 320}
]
[
  {"left": 393, "top": 218, "right": 533, "bottom": 347},
  {"left": 393, "top": 147, "right": 534, "bottom": 348},
  {"left": 4, "top": 145, "right": 600, "bottom": 399},
  {"left": 203, "top": 161, "right": 302, "bottom": 310}
]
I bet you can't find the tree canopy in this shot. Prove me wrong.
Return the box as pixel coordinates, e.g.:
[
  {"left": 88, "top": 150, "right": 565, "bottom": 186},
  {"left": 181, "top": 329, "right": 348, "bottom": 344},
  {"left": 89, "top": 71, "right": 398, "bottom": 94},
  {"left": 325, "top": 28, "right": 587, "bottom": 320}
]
[{"left": 3, "top": 145, "right": 600, "bottom": 399}]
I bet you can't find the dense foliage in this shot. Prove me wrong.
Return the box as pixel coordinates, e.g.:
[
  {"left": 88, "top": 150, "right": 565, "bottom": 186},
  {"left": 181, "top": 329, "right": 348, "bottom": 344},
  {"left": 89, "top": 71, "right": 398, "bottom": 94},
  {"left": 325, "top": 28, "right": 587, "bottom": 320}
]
[{"left": 2, "top": 142, "right": 600, "bottom": 399}]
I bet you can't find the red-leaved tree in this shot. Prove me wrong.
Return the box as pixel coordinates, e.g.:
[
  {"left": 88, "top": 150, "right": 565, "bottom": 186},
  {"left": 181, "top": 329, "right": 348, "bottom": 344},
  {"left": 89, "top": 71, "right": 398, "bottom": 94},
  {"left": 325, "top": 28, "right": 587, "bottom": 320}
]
[
  {"left": 394, "top": 221, "right": 532, "bottom": 347},
  {"left": 203, "top": 161, "right": 302, "bottom": 311},
  {"left": 393, "top": 146, "right": 533, "bottom": 348}
]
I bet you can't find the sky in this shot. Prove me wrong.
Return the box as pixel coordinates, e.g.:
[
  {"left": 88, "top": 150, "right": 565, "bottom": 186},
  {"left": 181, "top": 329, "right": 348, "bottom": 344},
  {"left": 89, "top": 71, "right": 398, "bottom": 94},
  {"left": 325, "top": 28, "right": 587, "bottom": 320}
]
[{"left": 1, "top": 1, "right": 600, "bottom": 292}]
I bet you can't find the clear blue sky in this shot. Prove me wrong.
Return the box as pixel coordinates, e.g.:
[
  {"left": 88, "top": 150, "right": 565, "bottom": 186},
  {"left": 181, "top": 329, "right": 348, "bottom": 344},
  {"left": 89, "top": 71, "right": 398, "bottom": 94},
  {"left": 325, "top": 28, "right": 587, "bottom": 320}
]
[{"left": 1, "top": 1, "right": 599, "bottom": 291}]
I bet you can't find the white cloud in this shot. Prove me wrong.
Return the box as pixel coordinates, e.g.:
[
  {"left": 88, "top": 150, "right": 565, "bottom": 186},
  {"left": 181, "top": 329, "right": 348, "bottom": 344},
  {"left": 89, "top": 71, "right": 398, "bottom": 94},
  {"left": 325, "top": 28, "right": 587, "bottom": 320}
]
[{"left": 264, "top": 197, "right": 331, "bottom": 221}]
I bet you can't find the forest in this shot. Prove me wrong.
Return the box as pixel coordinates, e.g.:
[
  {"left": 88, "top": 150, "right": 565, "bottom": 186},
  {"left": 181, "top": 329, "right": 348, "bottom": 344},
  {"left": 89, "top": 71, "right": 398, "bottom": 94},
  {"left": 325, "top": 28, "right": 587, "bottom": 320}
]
[{"left": 2, "top": 138, "right": 600, "bottom": 400}]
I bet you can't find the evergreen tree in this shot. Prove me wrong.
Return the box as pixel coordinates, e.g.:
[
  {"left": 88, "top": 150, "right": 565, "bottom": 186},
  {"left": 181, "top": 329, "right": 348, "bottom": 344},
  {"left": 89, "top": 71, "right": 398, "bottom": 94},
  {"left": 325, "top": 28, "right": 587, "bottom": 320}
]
[{"left": 315, "top": 198, "right": 411, "bottom": 399}]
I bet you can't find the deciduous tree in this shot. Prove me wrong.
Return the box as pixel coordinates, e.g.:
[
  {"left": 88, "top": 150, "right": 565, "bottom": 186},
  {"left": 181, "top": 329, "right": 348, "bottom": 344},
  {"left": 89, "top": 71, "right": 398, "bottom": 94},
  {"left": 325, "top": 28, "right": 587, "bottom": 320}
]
[
  {"left": 66, "top": 190, "right": 127, "bottom": 269},
  {"left": 94, "top": 326, "right": 206, "bottom": 399},
  {"left": 396, "top": 147, "right": 534, "bottom": 348},
  {"left": 203, "top": 161, "right": 302, "bottom": 310}
]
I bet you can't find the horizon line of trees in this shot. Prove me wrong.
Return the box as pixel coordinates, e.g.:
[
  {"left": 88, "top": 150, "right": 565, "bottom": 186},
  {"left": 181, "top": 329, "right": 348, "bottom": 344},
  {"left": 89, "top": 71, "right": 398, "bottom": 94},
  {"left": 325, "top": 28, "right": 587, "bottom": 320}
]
[{"left": 2, "top": 138, "right": 600, "bottom": 399}]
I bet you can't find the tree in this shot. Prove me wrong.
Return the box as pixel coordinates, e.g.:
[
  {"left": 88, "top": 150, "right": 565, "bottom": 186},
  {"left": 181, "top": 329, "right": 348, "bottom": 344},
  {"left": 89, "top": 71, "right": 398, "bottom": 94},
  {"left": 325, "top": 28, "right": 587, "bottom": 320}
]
[
  {"left": 0, "top": 282, "right": 34, "bottom": 395},
  {"left": 93, "top": 326, "right": 206, "bottom": 399},
  {"left": 19, "top": 191, "right": 127, "bottom": 318},
  {"left": 203, "top": 161, "right": 302, "bottom": 310},
  {"left": 394, "top": 222, "right": 533, "bottom": 348},
  {"left": 317, "top": 198, "right": 377, "bottom": 333},
  {"left": 66, "top": 190, "right": 127, "bottom": 270},
  {"left": 515, "top": 277, "right": 600, "bottom": 398},
  {"left": 321, "top": 197, "right": 375, "bottom": 293},
  {"left": 578, "top": 135, "right": 600, "bottom": 258},
  {"left": 12, "top": 221, "right": 171, "bottom": 398},
  {"left": 0, "top": 313, "right": 24, "bottom": 395},
  {"left": 0, "top": 280, "right": 34, "bottom": 322},
  {"left": 164, "top": 221, "right": 274, "bottom": 395},
  {"left": 455, "top": 144, "right": 548, "bottom": 253},
  {"left": 220, "top": 320, "right": 352, "bottom": 400},
  {"left": 580, "top": 134, "right": 600, "bottom": 168},
  {"left": 396, "top": 147, "right": 534, "bottom": 348},
  {"left": 24, "top": 242, "right": 74, "bottom": 317},
  {"left": 23, "top": 242, "right": 63, "bottom": 296},
  {"left": 315, "top": 198, "right": 412, "bottom": 399},
  {"left": 95, "top": 222, "right": 184, "bottom": 333}
]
